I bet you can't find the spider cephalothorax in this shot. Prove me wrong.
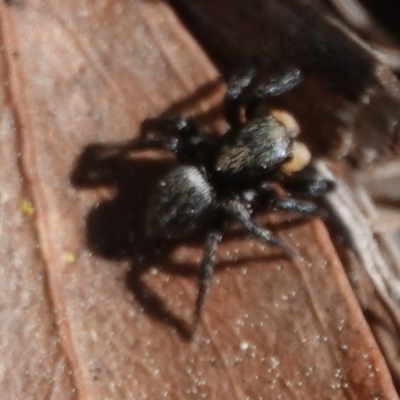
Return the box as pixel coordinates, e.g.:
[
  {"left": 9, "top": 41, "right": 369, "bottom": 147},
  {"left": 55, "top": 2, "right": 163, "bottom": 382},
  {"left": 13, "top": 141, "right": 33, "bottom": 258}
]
[{"left": 137, "top": 67, "right": 334, "bottom": 332}]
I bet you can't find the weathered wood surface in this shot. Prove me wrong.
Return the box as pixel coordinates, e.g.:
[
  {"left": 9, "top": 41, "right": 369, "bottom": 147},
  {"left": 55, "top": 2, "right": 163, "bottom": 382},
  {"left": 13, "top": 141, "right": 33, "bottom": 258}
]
[{"left": 0, "top": 0, "right": 399, "bottom": 399}]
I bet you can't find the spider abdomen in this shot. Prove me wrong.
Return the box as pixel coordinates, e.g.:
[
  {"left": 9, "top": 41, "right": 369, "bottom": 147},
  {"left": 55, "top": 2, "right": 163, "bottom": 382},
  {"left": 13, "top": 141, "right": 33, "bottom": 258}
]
[{"left": 146, "top": 165, "right": 215, "bottom": 239}]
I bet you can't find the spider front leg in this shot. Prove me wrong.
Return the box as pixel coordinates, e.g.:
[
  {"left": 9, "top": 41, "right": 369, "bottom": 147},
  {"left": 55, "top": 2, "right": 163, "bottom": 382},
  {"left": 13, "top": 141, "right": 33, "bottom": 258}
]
[
  {"left": 224, "top": 66, "right": 304, "bottom": 127},
  {"left": 257, "top": 183, "right": 320, "bottom": 215},
  {"left": 224, "top": 66, "right": 257, "bottom": 126},
  {"left": 269, "top": 196, "right": 320, "bottom": 215},
  {"left": 279, "top": 163, "right": 335, "bottom": 197}
]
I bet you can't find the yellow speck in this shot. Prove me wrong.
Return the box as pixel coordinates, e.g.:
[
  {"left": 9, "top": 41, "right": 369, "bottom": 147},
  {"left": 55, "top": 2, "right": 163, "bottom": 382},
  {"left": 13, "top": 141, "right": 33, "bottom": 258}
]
[
  {"left": 20, "top": 200, "right": 34, "bottom": 216},
  {"left": 62, "top": 252, "right": 75, "bottom": 263}
]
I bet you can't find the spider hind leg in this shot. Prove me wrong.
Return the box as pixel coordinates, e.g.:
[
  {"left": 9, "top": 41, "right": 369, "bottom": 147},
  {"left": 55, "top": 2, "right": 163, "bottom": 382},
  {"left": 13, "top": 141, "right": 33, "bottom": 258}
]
[{"left": 193, "top": 229, "right": 224, "bottom": 334}]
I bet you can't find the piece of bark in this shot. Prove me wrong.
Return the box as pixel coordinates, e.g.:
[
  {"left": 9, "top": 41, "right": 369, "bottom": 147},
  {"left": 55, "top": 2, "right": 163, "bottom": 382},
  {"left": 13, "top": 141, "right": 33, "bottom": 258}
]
[
  {"left": 169, "top": 0, "right": 400, "bottom": 166},
  {"left": 0, "top": 1, "right": 398, "bottom": 399},
  {"left": 328, "top": 0, "right": 400, "bottom": 52}
]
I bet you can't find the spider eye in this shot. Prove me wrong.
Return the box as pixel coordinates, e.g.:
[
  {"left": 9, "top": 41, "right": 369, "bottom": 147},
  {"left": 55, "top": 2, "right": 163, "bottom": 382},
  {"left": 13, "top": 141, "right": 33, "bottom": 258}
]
[
  {"left": 270, "top": 109, "right": 300, "bottom": 138},
  {"left": 280, "top": 140, "right": 311, "bottom": 174}
]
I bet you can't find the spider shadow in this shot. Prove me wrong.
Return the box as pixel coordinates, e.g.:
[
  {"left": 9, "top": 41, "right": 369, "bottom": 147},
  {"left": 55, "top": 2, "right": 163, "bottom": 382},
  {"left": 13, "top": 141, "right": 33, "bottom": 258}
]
[{"left": 72, "top": 142, "right": 294, "bottom": 340}]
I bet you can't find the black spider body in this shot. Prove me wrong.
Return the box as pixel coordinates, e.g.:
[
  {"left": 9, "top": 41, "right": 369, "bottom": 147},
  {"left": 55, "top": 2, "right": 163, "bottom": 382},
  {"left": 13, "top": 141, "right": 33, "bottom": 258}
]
[
  {"left": 137, "top": 67, "right": 334, "bottom": 332},
  {"left": 146, "top": 115, "right": 295, "bottom": 238},
  {"left": 215, "top": 115, "right": 293, "bottom": 183},
  {"left": 146, "top": 165, "right": 216, "bottom": 240}
]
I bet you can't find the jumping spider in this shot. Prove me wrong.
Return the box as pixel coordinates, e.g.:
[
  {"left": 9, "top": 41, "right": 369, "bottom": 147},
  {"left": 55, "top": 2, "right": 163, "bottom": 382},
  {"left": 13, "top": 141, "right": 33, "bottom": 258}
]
[{"left": 137, "top": 67, "right": 334, "bottom": 332}]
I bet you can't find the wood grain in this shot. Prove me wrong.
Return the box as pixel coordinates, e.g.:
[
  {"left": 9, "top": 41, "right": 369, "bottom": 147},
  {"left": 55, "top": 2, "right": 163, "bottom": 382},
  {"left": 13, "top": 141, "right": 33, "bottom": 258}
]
[{"left": 0, "top": 0, "right": 398, "bottom": 399}]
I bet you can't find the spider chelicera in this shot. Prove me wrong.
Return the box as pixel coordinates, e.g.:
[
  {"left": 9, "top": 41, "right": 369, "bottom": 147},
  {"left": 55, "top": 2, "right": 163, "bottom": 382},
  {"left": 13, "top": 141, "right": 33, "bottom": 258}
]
[{"left": 135, "top": 67, "right": 334, "bottom": 332}]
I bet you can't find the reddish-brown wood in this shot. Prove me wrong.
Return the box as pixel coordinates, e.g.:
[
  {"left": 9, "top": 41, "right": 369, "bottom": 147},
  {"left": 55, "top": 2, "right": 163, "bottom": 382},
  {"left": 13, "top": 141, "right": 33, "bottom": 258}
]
[{"left": 0, "top": 0, "right": 398, "bottom": 398}]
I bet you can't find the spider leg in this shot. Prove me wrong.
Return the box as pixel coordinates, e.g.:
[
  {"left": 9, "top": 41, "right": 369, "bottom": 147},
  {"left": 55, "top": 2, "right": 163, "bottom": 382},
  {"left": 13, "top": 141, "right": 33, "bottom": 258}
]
[
  {"left": 257, "top": 184, "right": 319, "bottom": 215},
  {"left": 194, "top": 229, "right": 224, "bottom": 331},
  {"left": 281, "top": 175, "right": 335, "bottom": 197},
  {"left": 139, "top": 116, "right": 199, "bottom": 149},
  {"left": 279, "top": 163, "right": 335, "bottom": 197},
  {"left": 253, "top": 68, "right": 303, "bottom": 101},
  {"left": 269, "top": 198, "right": 319, "bottom": 214},
  {"left": 224, "top": 66, "right": 303, "bottom": 127},
  {"left": 224, "top": 198, "right": 296, "bottom": 257},
  {"left": 224, "top": 66, "right": 257, "bottom": 126},
  {"left": 134, "top": 116, "right": 212, "bottom": 164}
]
